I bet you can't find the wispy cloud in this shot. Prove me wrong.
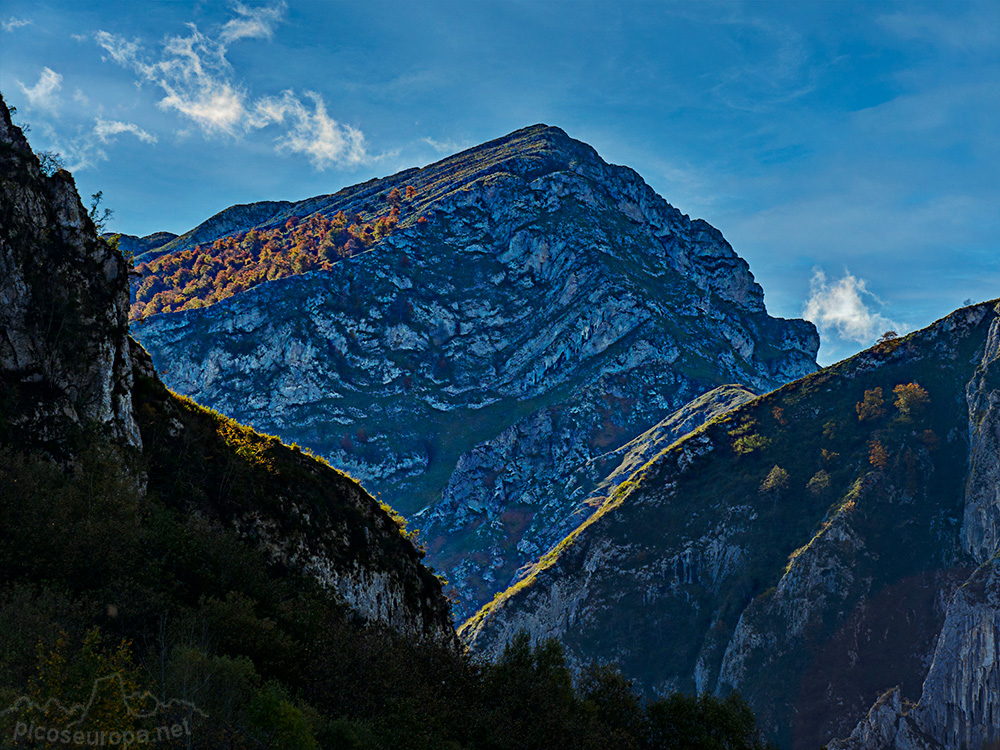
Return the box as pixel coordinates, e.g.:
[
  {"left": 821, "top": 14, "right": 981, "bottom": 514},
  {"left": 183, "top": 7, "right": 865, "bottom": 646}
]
[
  {"left": 94, "top": 26, "right": 248, "bottom": 134},
  {"left": 92, "top": 2, "right": 367, "bottom": 168},
  {"left": 422, "top": 136, "right": 470, "bottom": 155},
  {"left": 2, "top": 16, "right": 31, "bottom": 32},
  {"left": 17, "top": 67, "right": 63, "bottom": 112},
  {"left": 253, "top": 91, "right": 367, "bottom": 168},
  {"left": 878, "top": 6, "right": 1000, "bottom": 52},
  {"left": 94, "top": 119, "right": 157, "bottom": 145},
  {"left": 664, "top": 6, "right": 818, "bottom": 111},
  {"left": 803, "top": 269, "right": 902, "bottom": 345},
  {"left": 220, "top": 1, "right": 286, "bottom": 43},
  {"left": 35, "top": 117, "right": 158, "bottom": 174}
]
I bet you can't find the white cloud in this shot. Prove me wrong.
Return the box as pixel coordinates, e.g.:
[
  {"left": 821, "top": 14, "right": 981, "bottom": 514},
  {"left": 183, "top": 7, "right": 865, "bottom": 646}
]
[
  {"left": 220, "top": 1, "right": 286, "bottom": 44},
  {"left": 422, "top": 136, "right": 469, "bottom": 155},
  {"left": 93, "top": 31, "right": 141, "bottom": 67},
  {"left": 17, "top": 67, "right": 63, "bottom": 112},
  {"left": 91, "top": 3, "right": 366, "bottom": 168},
  {"left": 803, "top": 269, "right": 902, "bottom": 345},
  {"left": 95, "top": 26, "right": 247, "bottom": 134},
  {"left": 253, "top": 91, "right": 367, "bottom": 168},
  {"left": 94, "top": 118, "right": 157, "bottom": 144},
  {"left": 2, "top": 16, "right": 31, "bottom": 32}
]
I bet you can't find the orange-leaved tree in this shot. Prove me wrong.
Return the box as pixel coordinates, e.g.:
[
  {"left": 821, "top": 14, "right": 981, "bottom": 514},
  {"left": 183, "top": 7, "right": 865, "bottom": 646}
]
[
  {"left": 856, "top": 388, "right": 885, "bottom": 422},
  {"left": 893, "top": 383, "right": 930, "bottom": 421}
]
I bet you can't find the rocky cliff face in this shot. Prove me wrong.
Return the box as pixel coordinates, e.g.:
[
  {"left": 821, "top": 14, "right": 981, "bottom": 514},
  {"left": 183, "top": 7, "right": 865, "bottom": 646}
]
[
  {"left": 132, "top": 125, "right": 818, "bottom": 619},
  {"left": 0, "top": 100, "right": 140, "bottom": 451},
  {"left": 462, "top": 301, "right": 1000, "bottom": 749},
  {"left": 827, "top": 305, "right": 1000, "bottom": 750},
  {"left": 962, "top": 308, "right": 1000, "bottom": 564},
  {"left": 0, "top": 92, "right": 454, "bottom": 645}
]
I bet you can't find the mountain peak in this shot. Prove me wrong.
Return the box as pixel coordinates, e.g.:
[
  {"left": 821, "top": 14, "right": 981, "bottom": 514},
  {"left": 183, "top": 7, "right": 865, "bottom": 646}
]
[{"left": 133, "top": 122, "right": 819, "bottom": 619}]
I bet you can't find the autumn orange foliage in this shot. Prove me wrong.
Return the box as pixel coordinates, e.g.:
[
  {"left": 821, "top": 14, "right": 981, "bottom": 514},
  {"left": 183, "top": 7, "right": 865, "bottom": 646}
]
[
  {"left": 131, "top": 205, "right": 403, "bottom": 320},
  {"left": 869, "top": 440, "right": 889, "bottom": 469}
]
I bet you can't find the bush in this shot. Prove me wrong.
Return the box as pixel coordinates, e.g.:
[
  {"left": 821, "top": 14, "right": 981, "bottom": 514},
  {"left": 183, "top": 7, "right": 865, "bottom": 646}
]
[
  {"left": 893, "top": 383, "right": 930, "bottom": 420},
  {"left": 759, "top": 466, "right": 789, "bottom": 495},
  {"left": 856, "top": 388, "right": 885, "bottom": 422},
  {"left": 807, "top": 470, "right": 831, "bottom": 496}
]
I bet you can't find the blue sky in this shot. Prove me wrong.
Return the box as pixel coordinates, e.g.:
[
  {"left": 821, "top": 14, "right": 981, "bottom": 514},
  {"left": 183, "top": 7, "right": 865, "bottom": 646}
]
[{"left": 2, "top": 0, "right": 997, "bottom": 363}]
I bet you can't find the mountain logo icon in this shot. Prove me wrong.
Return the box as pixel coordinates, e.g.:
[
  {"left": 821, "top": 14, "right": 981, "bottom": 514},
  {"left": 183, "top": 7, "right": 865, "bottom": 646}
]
[
  {"left": 0, "top": 672, "right": 207, "bottom": 726},
  {"left": 1, "top": 673, "right": 207, "bottom": 745}
]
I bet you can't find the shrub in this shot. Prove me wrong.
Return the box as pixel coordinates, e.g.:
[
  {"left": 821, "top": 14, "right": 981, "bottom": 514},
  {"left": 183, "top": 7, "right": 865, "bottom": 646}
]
[
  {"left": 920, "top": 429, "right": 939, "bottom": 451},
  {"left": 730, "top": 420, "right": 769, "bottom": 455},
  {"left": 893, "top": 383, "right": 930, "bottom": 420},
  {"left": 856, "top": 388, "right": 886, "bottom": 422},
  {"left": 869, "top": 440, "right": 889, "bottom": 469},
  {"left": 734, "top": 433, "right": 770, "bottom": 455},
  {"left": 807, "top": 470, "right": 831, "bottom": 496},
  {"left": 759, "top": 466, "right": 789, "bottom": 495}
]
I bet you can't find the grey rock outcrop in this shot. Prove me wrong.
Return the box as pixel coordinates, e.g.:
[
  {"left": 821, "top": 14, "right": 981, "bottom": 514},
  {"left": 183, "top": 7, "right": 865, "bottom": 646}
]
[
  {"left": 0, "top": 98, "right": 140, "bottom": 451},
  {"left": 0, "top": 89, "right": 455, "bottom": 646},
  {"left": 829, "top": 557, "right": 1000, "bottom": 750},
  {"left": 133, "top": 125, "right": 818, "bottom": 619},
  {"left": 962, "top": 305, "right": 1000, "bottom": 563}
]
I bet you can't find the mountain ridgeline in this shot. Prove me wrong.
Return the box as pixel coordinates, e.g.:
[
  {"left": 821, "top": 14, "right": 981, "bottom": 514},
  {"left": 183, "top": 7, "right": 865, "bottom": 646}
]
[
  {"left": 462, "top": 300, "right": 1000, "bottom": 750},
  {"left": 131, "top": 124, "right": 819, "bottom": 621},
  {"left": 7, "top": 85, "right": 999, "bottom": 748},
  {"left": 0, "top": 90, "right": 784, "bottom": 750}
]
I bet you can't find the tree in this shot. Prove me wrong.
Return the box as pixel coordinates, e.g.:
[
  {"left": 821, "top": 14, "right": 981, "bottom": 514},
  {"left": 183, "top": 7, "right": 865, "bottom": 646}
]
[
  {"left": 37, "top": 150, "right": 65, "bottom": 176},
  {"left": 23, "top": 629, "right": 146, "bottom": 741},
  {"left": 869, "top": 440, "right": 889, "bottom": 469},
  {"left": 892, "top": 383, "right": 930, "bottom": 420},
  {"left": 876, "top": 330, "right": 898, "bottom": 344},
  {"left": 807, "top": 470, "right": 831, "bottom": 496},
  {"left": 646, "top": 692, "right": 777, "bottom": 750},
  {"left": 759, "top": 466, "right": 789, "bottom": 495},
  {"left": 577, "top": 663, "right": 644, "bottom": 749},
  {"left": 89, "top": 191, "right": 114, "bottom": 232},
  {"left": 405, "top": 185, "right": 416, "bottom": 200},
  {"left": 856, "top": 387, "right": 885, "bottom": 422}
]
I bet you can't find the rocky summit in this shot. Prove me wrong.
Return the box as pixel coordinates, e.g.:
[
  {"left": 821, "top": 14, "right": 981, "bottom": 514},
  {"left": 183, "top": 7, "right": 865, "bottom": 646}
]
[
  {"left": 462, "top": 300, "right": 1000, "bottom": 750},
  {"left": 133, "top": 124, "right": 819, "bottom": 619}
]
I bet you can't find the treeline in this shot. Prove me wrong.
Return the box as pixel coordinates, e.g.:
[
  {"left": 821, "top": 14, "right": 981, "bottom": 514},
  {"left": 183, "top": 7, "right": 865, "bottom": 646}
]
[
  {"left": 130, "top": 186, "right": 423, "bottom": 321},
  {"left": 0, "top": 416, "right": 775, "bottom": 749}
]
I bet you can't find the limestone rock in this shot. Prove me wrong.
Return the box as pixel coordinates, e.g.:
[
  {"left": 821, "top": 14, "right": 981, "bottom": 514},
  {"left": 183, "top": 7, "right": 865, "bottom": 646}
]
[
  {"left": 0, "top": 90, "right": 455, "bottom": 645},
  {"left": 0, "top": 96, "right": 139, "bottom": 451},
  {"left": 133, "top": 125, "right": 819, "bottom": 618},
  {"left": 463, "top": 301, "right": 1000, "bottom": 749}
]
